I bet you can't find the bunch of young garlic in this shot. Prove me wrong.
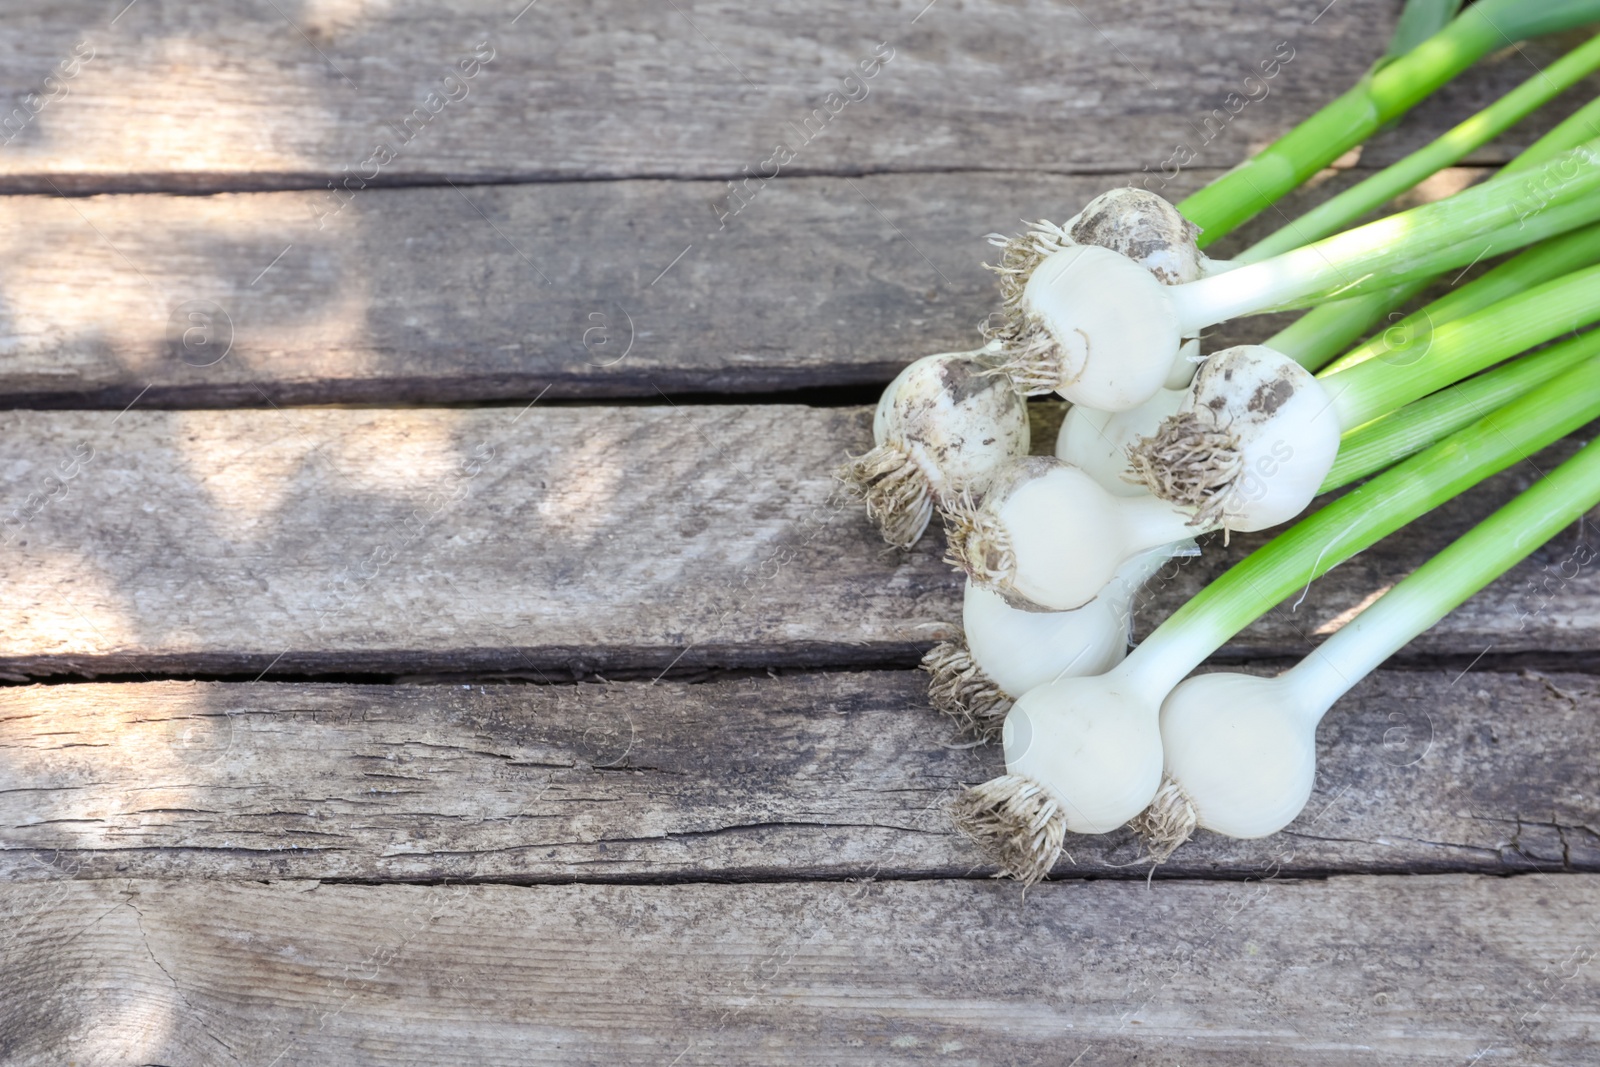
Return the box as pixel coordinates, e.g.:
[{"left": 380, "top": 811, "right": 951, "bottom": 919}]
[
  {"left": 840, "top": 183, "right": 1358, "bottom": 882},
  {"left": 841, "top": 148, "right": 1600, "bottom": 882},
  {"left": 836, "top": 0, "right": 1600, "bottom": 883},
  {"left": 840, "top": 188, "right": 1217, "bottom": 738}
]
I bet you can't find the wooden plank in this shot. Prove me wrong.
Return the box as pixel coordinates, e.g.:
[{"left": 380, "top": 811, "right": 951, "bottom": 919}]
[
  {"left": 0, "top": 406, "right": 1596, "bottom": 679},
  {"left": 4, "top": 873, "right": 1598, "bottom": 1064},
  {"left": 7, "top": 0, "right": 1572, "bottom": 193},
  {"left": 0, "top": 166, "right": 1450, "bottom": 407},
  {"left": 2, "top": 670, "right": 1596, "bottom": 882},
  {"left": 0, "top": 170, "right": 1213, "bottom": 406}
]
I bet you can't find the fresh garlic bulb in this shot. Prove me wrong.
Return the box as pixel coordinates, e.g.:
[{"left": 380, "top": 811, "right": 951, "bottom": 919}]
[
  {"left": 841, "top": 349, "right": 1029, "bottom": 548},
  {"left": 951, "top": 664, "right": 1171, "bottom": 883},
  {"left": 1064, "top": 187, "right": 1211, "bottom": 285},
  {"left": 983, "top": 190, "right": 1218, "bottom": 410},
  {"left": 1146, "top": 672, "right": 1319, "bottom": 849},
  {"left": 943, "top": 457, "right": 1193, "bottom": 611},
  {"left": 1126, "top": 344, "right": 1342, "bottom": 533},
  {"left": 924, "top": 547, "right": 1171, "bottom": 739}
]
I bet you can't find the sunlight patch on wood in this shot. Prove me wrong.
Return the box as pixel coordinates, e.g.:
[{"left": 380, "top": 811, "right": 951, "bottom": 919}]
[
  {"left": 173, "top": 411, "right": 329, "bottom": 537},
  {"left": 1394, "top": 168, "right": 1483, "bottom": 210},
  {"left": 1313, "top": 583, "right": 1392, "bottom": 636},
  {"left": 0, "top": 193, "right": 377, "bottom": 387},
  {"left": 0, "top": 550, "right": 138, "bottom": 655},
  {"left": 27, "top": 33, "right": 319, "bottom": 180},
  {"left": 534, "top": 434, "right": 628, "bottom": 539}
]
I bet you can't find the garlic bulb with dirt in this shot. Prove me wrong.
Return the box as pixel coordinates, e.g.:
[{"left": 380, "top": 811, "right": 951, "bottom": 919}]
[
  {"left": 1125, "top": 262, "right": 1600, "bottom": 534},
  {"left": 924, "top": 546, "right": 1171, "bottom": 741},
  {"left": 840, "top": 349, "right": 1029, "bottom": 548},
  {"left": 1126, "top": 345, "right": 1342, "bottom": 533},
  {"left": 987, "top": 190, "right": 1219, "bottom": 299}
]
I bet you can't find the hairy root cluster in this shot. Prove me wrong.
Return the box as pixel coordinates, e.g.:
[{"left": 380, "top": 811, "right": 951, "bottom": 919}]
[
  {"left": 941, "top": 495, "right": 1015, "bottom": 586},
  {"left": 1127, "top": 775, "right": 1199, "bottom": 864},
  {"left": 951, "top": 774, "right": 1069, "bottom": 885},
  {"left": 980, "top": 315, "right": 1067, "bottom": 397},
  {"left": 921, "top": 639, "right": 1012, "bottom": 742},
  {"left": 984, "top": 220, "right": 1074, "bottom": 312},
  {"left": 1124, "top": 409, "right": 1243, "bottom": 531},
  {"left": 836, "top": 444, "right": 934, "bottom": 549},
  {"left": 978, "top": 222, "right": 1073, "bottom": 398}
]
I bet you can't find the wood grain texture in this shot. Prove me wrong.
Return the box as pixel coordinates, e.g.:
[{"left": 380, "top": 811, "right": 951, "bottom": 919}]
[
  {"left": 2, "top": 670, "right": 1597, "bottom": 883},
  {"left": 0, "top": 171, "right": 1208, "bottom": 406},
  {"left": 0, "top": 165, "right": 1441, "bottom": 407},
  {"left": 7, "top": 0, "right": 1578, "bottom": 193},
  {"left": 0, "top": 406, "right": 1595, "bottom": 679},
  {"left": 4, "top": 873, "right": 1599, "bottom": 1065},
  {"left": 6, "top": 4, "right": 1596, "bottom": 1056}
]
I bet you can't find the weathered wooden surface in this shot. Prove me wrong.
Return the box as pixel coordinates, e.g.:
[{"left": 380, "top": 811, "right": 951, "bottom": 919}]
[
  {"left": 0, "top": 171, "right": 1209, "bottom": 406},
  {"left": 4, "top": 873, "right": 1598, "bottom": 1065},
  {"left": 6, "top": 0, "right": 1578, "bottom": 193},
  {"left": 4, "top": 4, "right": 1599, "bottom": 1058},
  {"left": 0, "top": 405, "right": 1594, "bottom": 679},
  {"left": 1, "top": 670, "right": 1596, "bottom": 883},
  {"left": 0, "top": 166, "right": 1477, "bottom": 407}
]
